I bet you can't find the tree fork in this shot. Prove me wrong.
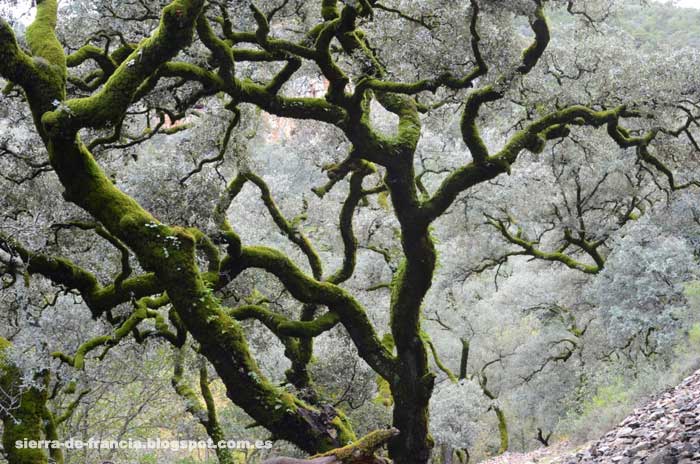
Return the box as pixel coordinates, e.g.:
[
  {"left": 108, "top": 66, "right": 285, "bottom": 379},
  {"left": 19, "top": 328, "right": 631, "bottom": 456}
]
[{"left": 5, "top": 0, "right": 358, "bottom": 454}]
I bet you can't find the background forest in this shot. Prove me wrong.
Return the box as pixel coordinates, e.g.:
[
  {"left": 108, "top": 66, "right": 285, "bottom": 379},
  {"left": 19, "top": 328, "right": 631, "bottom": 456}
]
[{"left": 1, "top": 0, "right": 700, "bottom": 463}]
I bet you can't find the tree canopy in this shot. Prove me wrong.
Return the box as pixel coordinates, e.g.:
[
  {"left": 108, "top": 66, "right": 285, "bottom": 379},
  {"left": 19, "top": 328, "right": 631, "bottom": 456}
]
[{"left": 0, "top": 1, "right": 699, "bottom": 463}]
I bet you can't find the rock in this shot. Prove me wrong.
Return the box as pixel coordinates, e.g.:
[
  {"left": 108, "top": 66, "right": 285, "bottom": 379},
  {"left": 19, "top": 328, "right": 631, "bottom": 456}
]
[
  {"left": 551, "top": 369, "right": 700, "bottom": 464},
  {"left": 628, "top": 441, "right": 651, "bottom": 455},
  {"left": 617, "top": 427, "right": 638, "bottom": 438},
  {"left": 647, "top": 448, "right": 677, "bottom": 464}
]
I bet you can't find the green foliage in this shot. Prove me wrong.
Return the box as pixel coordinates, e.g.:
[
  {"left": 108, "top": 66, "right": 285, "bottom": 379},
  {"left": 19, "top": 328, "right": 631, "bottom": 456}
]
[
  {"left": 584, "top": 377, "right": 631, "bottom": 414},
  {"left": 2, "top": 0, "right": 700, "bottom": 462},
  {"left": 139, "top": 453, "right": 158, "bottom": 464},
  {"left": 688, "top": 324, "right": 700, "bottom": 347},
  {"left": 174, "top": 458, "right": 219, "bottom": 464},
  {"left": 563, "top": 321, "right": 700, "bottom": 443},
  {"left": 613, "top": 2, "right": 700, "bottom": 50},
  {"left": 548, "top": 1, "right": 700, "bottom": 50}
]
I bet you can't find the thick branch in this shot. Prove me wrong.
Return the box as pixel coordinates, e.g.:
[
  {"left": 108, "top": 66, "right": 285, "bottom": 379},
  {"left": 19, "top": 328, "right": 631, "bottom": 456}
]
[
  {"left": 230, "top": 305, "right": 340, "bottom": 338},
  {"left": 228, "top": 246, "right": 396, "bottom": 379},
  {"left": 43, "top": 0, "right": 206, "bottom": 133},
  {"left": 0, "top": 20, "right": 37, "bottom": 88},
  {"left": 0, "top": 232, "right": 161, "bottom": 316},
  {"left": 423, "top": 106, "right": 644, "bottom": 221}
]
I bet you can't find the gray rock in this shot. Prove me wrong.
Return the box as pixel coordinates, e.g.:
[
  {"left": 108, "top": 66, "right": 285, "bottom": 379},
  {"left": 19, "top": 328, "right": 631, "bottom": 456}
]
[{"left": 553, "top": 369, "right": 700, "bottom": 464}]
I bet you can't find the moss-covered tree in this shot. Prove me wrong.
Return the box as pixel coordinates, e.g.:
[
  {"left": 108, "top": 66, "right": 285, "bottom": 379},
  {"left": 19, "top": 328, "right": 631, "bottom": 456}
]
[{"left": 0, "top": 1, "right": 698, "bottom": 463}]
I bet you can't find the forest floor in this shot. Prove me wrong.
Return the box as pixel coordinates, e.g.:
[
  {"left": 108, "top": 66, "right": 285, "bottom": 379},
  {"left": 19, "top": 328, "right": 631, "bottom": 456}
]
[
  {"left": 477, "top": 440, "right": 580, "bottom": 464},
  {"left": 479, "top": 369, "right": 700, "bottom": 464}
]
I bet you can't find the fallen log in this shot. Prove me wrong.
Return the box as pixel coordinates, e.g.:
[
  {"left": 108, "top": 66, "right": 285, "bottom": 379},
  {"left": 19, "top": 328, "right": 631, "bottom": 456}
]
[{"left": 263, "top": 428, "right": 400, "bottom": 464}]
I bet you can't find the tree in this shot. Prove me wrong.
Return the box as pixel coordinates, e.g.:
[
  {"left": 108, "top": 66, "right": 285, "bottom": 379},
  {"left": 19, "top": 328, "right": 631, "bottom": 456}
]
[{"left": 0, "top": 1, "right": 698, "bottom": 463}]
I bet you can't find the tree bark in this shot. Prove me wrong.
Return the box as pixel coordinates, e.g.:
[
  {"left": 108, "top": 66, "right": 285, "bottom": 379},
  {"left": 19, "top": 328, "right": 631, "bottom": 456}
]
[
  {"left": 441, "top": 443, "right": 454, "bottom": 464},
  {"left": 0, "top": 338, "right": 50, "bottom": 464},
  {"left": 385, "top": 164, "right": 436, "bottom": 464}
]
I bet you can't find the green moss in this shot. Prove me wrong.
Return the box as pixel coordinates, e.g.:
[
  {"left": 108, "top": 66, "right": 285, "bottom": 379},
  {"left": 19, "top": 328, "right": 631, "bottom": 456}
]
[
  {"left": 230, "top": 304, "right": 340, "bottom": 338},
  {"left": 42, "top": 0, "right": 205, "bottom": 133},
  {"left": 0, "top": 337, "right": 10, "bottom": 354},
  {"left": 245, "top": 173, "right": 323, "bottom": 279},
  {"left": 156, "top": 246, "right": 358, "bottom": 452},
  {"left": 422, "top": 331, "right": 457, "bottom": 382},
  {"left": 172, "top": 351, "right": 235, "bottom": 464},
  {"left": 238, "top": 79, "right": 348, "bottom": 126},
  {"left": 0, "top": 20, "right": 36, "bottom": 86},
  {"left": 494, "top": 406, "right": 509, "bottom": 454},
  {"left": 0, "top": 339, "right": 49, "bottom": 464},
  {"left": 382, "top": 187, "right": 437, "bottom": 464},
  {"left": 110, "top": 44, "right": 137, "bottom": 64},
  {"left": 326, "top": 167, "right": 372, "bottom": 284},
  {"left": 517, "top": 5, "right": 550, "bottom": 75},
  {"left": 52, "top": 301, "right": 170, "bottom": 369},
  {"left": 42, "top": 403, "right": 64, "bottom": 464},
  {"left": 321, "top": 0, "right": 340, "bottom": 20},
  {"left": 195, "top": 15, "right": 237, "bottom": 92},
  {"left": 26, "top": 0, "right": 66, "bottom": 74},
  {"left": 65, "top": 44, "right": 116, "bottom": 76},
  {"left": 316, "top": 428, "right": 399, "bottom": 462},
  {"left": 11, "top": 0, "right": 364, "bottom": 457},
  {"left": 237, "top": 246, "right": 396, "bottom": 380},
  {"left": 374, "top": 375, "right": 393, "bottom": 407},
  {"left": 528, "top": 134, "right": 547, "bottom": 154}
]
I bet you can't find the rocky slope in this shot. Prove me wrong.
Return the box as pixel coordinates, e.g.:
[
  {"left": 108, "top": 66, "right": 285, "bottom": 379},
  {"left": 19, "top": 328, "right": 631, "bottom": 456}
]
[
  {"left": 480, "top": 369, "right": 700, "bottom": 464},
  {"left": 558, "top": 370, "right": 700, "bottom": 464}
]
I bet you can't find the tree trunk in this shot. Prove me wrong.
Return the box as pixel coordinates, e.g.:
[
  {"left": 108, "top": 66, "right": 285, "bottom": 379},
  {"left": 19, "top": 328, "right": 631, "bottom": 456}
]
[
  {"left": 389, "top": 359, "right": 434, "bottom": 464},
  {"left": 388, "top": 249, "right": 436, "bottom": 464},
  {"left": 385, "top": 164, "right": 437, "bottom": 464},
  {"left": 0, "top": 338, "right": 50, "bottom": 464},
  {"left": 494, "top": 406, "right": 509, "bottom": 454},
  {"left": 459, "top": 339, "right": 470, "bottom": 380},
  {"left": 441, "top": 443, "right": 454, "bottom": 464}
]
